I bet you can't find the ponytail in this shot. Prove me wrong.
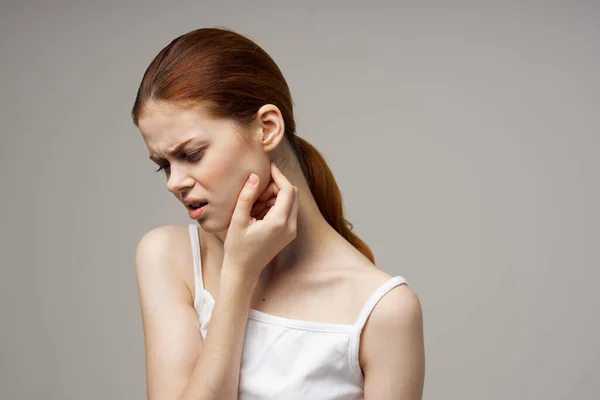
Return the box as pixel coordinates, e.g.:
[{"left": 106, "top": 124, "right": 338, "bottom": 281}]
[
  {"left": 291, "top": 135, "right": 375, "bottom": 264},
  {"left": 130, "top": 27, "right": 375, "bottom": 264}
]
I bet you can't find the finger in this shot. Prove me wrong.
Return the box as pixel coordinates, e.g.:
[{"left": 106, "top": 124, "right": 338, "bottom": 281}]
[
  {"left": 231, "top": 173, "right": 260, "bottom": 226},
  {"left": 265, "top": 197, "right": 276, "bottom": 208},
  {"left": 258, "top": 181, "right": 279, "bottom": 202},
  {"left": 288, "top": 187, "right": 299, "bottom": 231},
  {"left": 270, "top": 162, "right": 294, "bottom": 193},
  {"left": 264, "top": 184, "right": 296, "bottom": 225},
  {"left": 263, "top": 163, "right": 295, "bottom": 223},
  {"left": 251, "top": 201, "right": 268, "bottom": 216},
  {"left": 257, "top": 206, "right": 269, "bottom": 221}
]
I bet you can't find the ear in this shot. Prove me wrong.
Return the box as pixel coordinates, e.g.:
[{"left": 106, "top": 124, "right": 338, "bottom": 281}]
[{"left": 254, "top": 104, "right": 285, "bottom": 153}]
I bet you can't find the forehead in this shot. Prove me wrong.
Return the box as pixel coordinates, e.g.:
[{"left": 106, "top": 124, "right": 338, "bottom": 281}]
[
  {"left": 137, "top": 102, "right": 249, "bottom": 160},
  {"left": 137, "top": 103, "right": 210, "bottom": 144}
]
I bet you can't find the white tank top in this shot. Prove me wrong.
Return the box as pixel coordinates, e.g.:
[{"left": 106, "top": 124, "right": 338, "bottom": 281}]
[{"left": 188, "top": 224, "right": 408, "bottom": 399}]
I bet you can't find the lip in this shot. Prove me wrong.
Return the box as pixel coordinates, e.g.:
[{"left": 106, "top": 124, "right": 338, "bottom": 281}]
[
  {"left": 184, "top": 198, "right": 208, "bottom": 207},
  {"left": 188, "top": 203, "right": 207, "bottom": 219}
]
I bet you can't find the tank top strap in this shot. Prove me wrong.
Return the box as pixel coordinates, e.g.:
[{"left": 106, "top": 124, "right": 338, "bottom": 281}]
[
  {"left": 188, "top": 224, "right": 205, "bottom": 305},
  {"left": 349, "top": 275, "right": 408, "bottom": 386},
  {"left": 353, "top": 276, "right": 408, "bottom": 330}
]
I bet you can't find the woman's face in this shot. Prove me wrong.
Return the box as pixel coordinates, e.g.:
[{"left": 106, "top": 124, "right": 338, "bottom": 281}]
[{"left": 137, "top": 102, "right": 281, "bottom": 233}]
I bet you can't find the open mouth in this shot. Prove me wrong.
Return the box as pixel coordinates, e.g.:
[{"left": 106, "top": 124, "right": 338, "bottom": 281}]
[{"left": 188, "top": 201, "right": 208, "bottom": 210}]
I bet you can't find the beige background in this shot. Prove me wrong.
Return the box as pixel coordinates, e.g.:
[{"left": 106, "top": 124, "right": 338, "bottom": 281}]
[{"left": 1, "top": 1, "right": 598, "bottom": 399}]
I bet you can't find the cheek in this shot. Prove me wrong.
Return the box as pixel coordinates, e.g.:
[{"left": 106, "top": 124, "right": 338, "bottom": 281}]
[
  {"left": 204, "top": 159, "right": 247, "bottom": 205},
  {"left": 204, "top": 142, "right": 265, "bottom": 207}
]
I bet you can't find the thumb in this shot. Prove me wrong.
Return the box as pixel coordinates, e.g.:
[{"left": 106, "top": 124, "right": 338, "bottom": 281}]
[{"left": 231, "top": 173, "right": 260, "bottom": 225}]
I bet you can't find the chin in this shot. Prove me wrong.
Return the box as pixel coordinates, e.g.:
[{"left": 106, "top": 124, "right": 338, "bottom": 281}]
[{"left": 197, "top": 214, "right": 232, "bottom": 234}]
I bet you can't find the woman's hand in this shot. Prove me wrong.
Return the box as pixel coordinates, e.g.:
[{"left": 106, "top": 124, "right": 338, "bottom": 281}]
[
  {"left": 222, "top": 162, "right": 299, "bottom": 281},
  {"left": 250, "top": 174, "right": 280, "bottom": 220}
]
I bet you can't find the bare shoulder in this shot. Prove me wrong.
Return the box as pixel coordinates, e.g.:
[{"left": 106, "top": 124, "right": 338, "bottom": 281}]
[
  {"left": 350, "top": 262, "right": 422, "bottom": 344},
  {"left": 135, "top": 224, "right": 192, "bottom": 263},
  {"left": 135, "top": 224, "right": 196, "bottom": 300},
  {"left": 343, "top": 262, "right": 407, "bottom": 311},
  {"left": 360, "top": 275, "right": 422, "bottom": 333},
  {"left": 354, "top": 265, "right": 425, "bottom": 398},
  {"left": 134, "top": 224, "right": 204, "bottom": 399}
]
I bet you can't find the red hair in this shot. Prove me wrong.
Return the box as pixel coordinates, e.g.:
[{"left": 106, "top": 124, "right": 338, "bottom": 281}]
[{"left": 131, "top": 27, "right": 375, "bottom": 264}]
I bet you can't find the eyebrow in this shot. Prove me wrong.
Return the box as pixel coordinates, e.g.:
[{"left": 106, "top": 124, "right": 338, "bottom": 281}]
[{"left": 148, "top": 138, "right": 194, "bottom": 162}]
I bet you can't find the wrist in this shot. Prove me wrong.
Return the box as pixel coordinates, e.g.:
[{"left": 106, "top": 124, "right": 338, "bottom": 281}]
[{"left": 220, "top": 258, "right": 259, "bottom": 292}]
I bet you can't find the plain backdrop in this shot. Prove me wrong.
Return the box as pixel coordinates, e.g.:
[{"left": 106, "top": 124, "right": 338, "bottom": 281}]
[{"left": 1, "top": 1, "right": 598, "bottom": 399}]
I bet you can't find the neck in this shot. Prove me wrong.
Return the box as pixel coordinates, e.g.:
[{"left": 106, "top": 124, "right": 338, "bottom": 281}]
[{"left": 213, "top": 164, "right": 339, "bottom": 281}]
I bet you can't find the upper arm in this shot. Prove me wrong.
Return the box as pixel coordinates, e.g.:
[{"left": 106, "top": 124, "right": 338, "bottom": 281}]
[
  {"left": 135, "top": 226, "right": 203, "bottom": 400},
  {"left": 361, "top": 284, "right": 425, "bottom": 400}
]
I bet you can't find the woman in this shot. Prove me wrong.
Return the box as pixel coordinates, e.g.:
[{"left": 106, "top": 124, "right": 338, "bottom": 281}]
[{"left": 132, "top": 27, "right": 424, "bottom": 399}]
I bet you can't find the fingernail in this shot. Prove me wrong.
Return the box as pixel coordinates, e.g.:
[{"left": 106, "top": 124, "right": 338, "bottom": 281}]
[{"left": 247, "top": 173, "right": 258, "bottom": 187}]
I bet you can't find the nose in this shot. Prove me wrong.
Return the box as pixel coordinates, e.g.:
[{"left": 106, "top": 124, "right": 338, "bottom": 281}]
[{"left": 166, "top": 164, "right": 194, "bottom": 195}]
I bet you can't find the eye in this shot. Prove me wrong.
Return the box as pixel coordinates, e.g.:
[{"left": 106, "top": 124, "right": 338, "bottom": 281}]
[
  {"left": 184, "top": 149, "right": 204, "bottom": 163},
  {"left": 154, "top": 149, "right": 204, "bottom": 174}
]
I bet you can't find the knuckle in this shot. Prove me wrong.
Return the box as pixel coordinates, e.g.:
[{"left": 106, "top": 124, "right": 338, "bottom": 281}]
[
  {"left": 271, "top": 218, "right": 286, "bottom": 230},
  {"left": 239, "top": 192, "right": 253, "bottom": 201}
]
